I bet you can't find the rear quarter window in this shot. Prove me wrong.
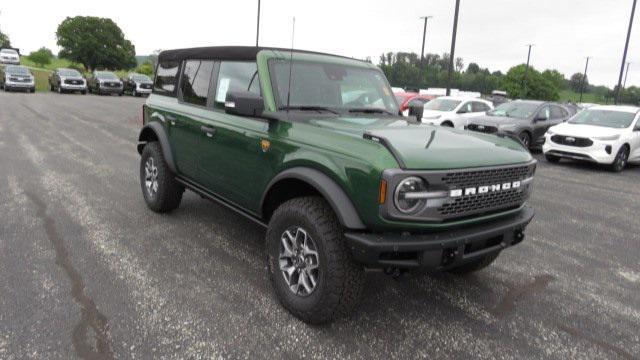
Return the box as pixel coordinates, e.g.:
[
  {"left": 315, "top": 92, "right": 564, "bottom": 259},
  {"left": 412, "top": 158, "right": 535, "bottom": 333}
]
[{"left": 154, "top": 61, "right": 181, "bottom": 96}]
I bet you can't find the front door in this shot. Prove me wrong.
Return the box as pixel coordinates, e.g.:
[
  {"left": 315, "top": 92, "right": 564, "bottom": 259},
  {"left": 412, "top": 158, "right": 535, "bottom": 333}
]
[{"left": 532, "top": 106, "right": 551, "bottom": 140}]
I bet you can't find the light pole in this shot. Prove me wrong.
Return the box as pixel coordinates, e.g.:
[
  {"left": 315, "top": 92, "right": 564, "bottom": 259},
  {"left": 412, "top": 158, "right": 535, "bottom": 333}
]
[
  {"left": 256, "top": 0, "right": 261, "bottom": 47},
  {"left": 579, "top": 57, "right": 590, "bottom": 103},
  {"left": 522, "top": 44, "right": 534, "bottom": 96},
  {"left": 419, "top": 16, "right": 433, "bottom": 71},
  {"left": 615, "top": 0, "right": 637, "bottom": 104},
  {"left": 446, "top": 0, "right": 460, "bottom": 96}
]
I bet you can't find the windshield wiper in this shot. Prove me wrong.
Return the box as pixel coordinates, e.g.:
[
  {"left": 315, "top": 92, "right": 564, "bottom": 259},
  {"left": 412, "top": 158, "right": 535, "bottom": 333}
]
[
  {"left": 278, "top": 106, "right": 339, "bottom": 114},
  {"left": 348, "top": 108, "right": 394, "bottom": 115}
]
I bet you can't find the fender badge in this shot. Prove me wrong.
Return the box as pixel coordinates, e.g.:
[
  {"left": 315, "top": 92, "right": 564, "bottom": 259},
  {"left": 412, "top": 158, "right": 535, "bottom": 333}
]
[{"left": 260, "top": 139, "right": 271, "bottom": 152}]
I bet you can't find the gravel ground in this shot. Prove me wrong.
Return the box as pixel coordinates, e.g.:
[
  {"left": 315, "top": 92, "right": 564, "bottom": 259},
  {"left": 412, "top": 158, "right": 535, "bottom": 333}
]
[{"left": 0, "top": 91, "right": 638, "bottom": 359}]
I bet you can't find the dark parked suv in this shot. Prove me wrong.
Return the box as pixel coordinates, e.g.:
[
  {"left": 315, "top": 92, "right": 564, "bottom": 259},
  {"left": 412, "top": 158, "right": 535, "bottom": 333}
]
[
  {"left": 123, "top": 73, "right": 153, "bottom": 97},
  {"left": 137, "top": 46, "right": 536, "bottom": 323},
  {"left": 88, "top": 71, "right": 123, "bottom": 96},
  {"left": 466, "top": 100, "right": 571, "bottom": 149}
]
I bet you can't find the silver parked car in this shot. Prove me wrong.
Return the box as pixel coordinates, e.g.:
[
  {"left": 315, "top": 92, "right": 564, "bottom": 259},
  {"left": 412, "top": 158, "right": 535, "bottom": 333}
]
[
  {"left": 0, "top": 48, "right": 20, "bottom": 65},
  {"left": 0, "top": 65, "right": 35, "bottom": 93}
]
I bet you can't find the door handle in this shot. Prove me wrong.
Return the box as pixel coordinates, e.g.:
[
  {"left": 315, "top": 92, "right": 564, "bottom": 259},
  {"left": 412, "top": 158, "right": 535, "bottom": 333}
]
[{"left": 201, "top": 125, "right": 217, "bottom": 137}]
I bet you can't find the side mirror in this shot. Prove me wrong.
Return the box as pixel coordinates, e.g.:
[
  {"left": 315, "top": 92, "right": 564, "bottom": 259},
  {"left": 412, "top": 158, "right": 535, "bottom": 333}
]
[
  {"left": 225, "top": 91, "right": 264, "bottom": 117},
  {"left": 408, "top": 103, "right": 424, "bottom": 122}
]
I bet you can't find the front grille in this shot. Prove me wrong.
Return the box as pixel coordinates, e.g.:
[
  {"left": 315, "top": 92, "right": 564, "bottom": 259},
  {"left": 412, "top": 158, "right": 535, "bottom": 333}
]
[
  {"left": 140, "top": 83, "right": 152, "bottom": 89},
  {"left": 102, "top": 82, "right": 120, "bottom": 87},
  {"left": 437, "top": 164, "right": 535, "bottom": 218},
  {"left": 551, "top": 135, "right": 593, "bottom": 147},
  {"left": 441, "top": 164, "right": 535, "bottom": 188},
  {"left": 64, "top": 79, "right": 83, "bottom": 85},
  {"left": 467, "top": 124, "right": 498, "bottom": 134},
  {"left": 10, "top": 77, "right": 30, "bottom": 82}
]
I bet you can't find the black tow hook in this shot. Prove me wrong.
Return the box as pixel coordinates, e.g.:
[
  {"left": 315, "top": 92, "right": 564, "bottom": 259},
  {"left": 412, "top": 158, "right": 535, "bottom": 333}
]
[{"left": 513, "top": 230, "right": 525, "bottom": 245}]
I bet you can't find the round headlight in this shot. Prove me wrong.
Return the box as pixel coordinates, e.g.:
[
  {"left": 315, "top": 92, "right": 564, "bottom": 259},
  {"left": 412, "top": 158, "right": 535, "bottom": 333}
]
[{"left": 394, "top": 176, "right": 428, "bottom": 214}]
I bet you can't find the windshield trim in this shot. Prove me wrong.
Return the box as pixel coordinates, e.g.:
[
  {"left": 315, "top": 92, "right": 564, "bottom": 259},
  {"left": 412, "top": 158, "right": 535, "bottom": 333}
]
[{"left": 267, "top": 57, "right": 399, "bottom": 115}]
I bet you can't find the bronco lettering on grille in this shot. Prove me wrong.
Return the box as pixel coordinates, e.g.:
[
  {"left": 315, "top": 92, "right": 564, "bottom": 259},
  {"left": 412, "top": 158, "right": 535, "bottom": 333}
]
[{"left": 450, "top": 181, "right": 521, "bottom": 198}]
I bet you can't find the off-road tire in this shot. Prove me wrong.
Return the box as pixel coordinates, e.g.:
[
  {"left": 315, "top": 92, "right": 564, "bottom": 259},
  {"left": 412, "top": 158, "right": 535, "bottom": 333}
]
[
  {"left": 266, "top": 196, "right": 365, "bottom": 324},
  {"left": 545, "top": 154, "right": 561, "bottom": 163},
  {"left": 139, "top": 142, "right": 184, "bottom": 213},
  {"left": 447, "top": 252, "right": 500, "bottom": 275},
  {"left": 609, "top": 145, "right": 629, "bottom": 172}
]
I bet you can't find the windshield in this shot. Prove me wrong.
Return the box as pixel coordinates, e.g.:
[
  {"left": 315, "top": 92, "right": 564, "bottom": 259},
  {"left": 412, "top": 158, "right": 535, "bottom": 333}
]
[
  {"left": 131, "top": 74, "right": 151, "bottom": 82},
  {"left": 270, "top": 59, "right": 398, "bottom": 114},
  {"left": 423, "top": 98, "right": 461, "bottom": 112},
  {"left": 568, "top": 109, "right": 636, "bottom": 128},
  {"left": 488, "top": 102, "right": 539, "bottom": 119},
  {"left": 6, "top": 66, "right": 30, "bottom": 75},
  {"left": 1, "top": 49, "right": 17, "bottom": 55},
  {"left": 96, "top": 72, "right": 118, "bottom": 80},
  {"left": 59, "top": 69, "right": 81, "bottom": 77}
]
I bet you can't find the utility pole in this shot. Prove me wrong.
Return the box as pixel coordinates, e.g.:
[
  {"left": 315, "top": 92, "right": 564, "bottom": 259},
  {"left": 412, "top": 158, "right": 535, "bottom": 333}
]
[
  {"left": 623, "top": 62, "right": 631, "bottom": 90},
  {"left": 579, "top": 57, "right": 590, "bottom": 103},
  {"left": 419, "top": 16, "right": 432, "bottom": 70},
  {"left": 615, "top": 0, "right": 637, "bottom": 104},
  {"left": 522, "top": 44, "right": 534, "bottom": 97},
  {"left": 256, "top": 0, "right": 261, "bottom": 47},
  {"left": 446, "top": 0, "right": 460, "bottom": 96}
]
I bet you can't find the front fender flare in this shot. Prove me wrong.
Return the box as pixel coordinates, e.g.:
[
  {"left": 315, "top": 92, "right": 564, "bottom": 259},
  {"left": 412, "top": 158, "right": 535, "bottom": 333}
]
[
  {"left": 261, "top": 167, "right": 367, "bottom": 230},
  {"left": 137, "top": 122, "right": 177, "bottom": 174}
]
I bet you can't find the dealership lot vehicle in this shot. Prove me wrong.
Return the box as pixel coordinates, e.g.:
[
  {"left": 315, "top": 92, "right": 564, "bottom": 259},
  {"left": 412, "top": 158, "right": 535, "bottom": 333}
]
[
  {"left": 0, "top": 48, "right": 20, "bottom": 65},
  {"left": 88, "top": 71, "right": 123, "bottom": 95},
  {"left": 48, "top": 68, "right": 87, "bottom": 94},
  {"left": 1, "top": 92, "right": 638, "bottom": 359},
  {"left": 467, "top": 100, "right": 571, "bottom": 149},
  {"left": 417, "top": 96, "right": 493, "bottom": 128},
  {"left": 0, "top": 65, "right": 35, "bottom": 93},
  {"left": 543, "top": 105, "right": 640, "bottom": 171},
  {"left": 394, "top": 91, "right": 434, "bottom": 116},
  {"left": 137, "top": 46, "right": 535, "bottom": 323},
  {"left": 123, "top": 73, "right": 153, "bottom": 97}
]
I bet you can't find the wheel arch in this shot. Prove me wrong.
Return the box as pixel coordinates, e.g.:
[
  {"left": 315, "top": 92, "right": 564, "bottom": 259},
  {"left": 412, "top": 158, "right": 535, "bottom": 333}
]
[
  {"left": 137, "top": 122, "right": 177, "bottom": 174},
  {"left": 260, "top": 167, "right": 367, "bottom": 230}
]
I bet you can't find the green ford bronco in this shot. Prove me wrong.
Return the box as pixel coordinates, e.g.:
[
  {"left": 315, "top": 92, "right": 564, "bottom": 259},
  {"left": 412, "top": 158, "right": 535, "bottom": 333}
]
[{"left": 137, "top": 46, "right": 536, "bottom": 324}]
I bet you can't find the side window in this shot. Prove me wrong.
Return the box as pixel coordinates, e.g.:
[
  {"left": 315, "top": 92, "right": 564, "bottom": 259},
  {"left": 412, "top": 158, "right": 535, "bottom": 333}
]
[
  {"left": 550, "top": 106, "right": 564, "bottom": 119},
  {"left": 214, "top": 61, "right": 260, "bottom": 109},
  {"left": 472, "top": 102, "right": 490, "bottom": 112},
  {"left": 537, "top": 106, "right": 550, "bottom": 120},
  {"left": 154, "top": 61, "right": 180, "bottom": 96},
  {"left": 459, "top": 102, "right": 473, "bottom": 113},
  {"left": 180, "top": 60, "right": 215, "bottom": 107}
]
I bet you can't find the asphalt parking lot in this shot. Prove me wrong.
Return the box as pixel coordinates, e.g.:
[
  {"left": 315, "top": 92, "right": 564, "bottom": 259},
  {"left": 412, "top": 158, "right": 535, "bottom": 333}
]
[{"left": 0, "top": 91, "right": 638, "bottom": 360}]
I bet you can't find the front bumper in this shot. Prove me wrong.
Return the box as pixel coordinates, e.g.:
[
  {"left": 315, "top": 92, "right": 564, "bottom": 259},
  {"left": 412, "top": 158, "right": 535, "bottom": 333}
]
[
  {"left": 136, "top": 86, "right": 152, "bottom": 94},
  {"left": 6, "top": 81, "right": 35, "bottom": 89},
  {"left": 542, "top": 135, "right": 618, "bottom": 164},
  {"left": 0, "top": 59, "right": 20, "bottom": 65},
  {"left": 98, "top": 86, "right": 123, "bottom": 94},
  {"left": 345, "top": 206, "right": 534, "bottom": 270},
  {"left": 61, "top": 83, "right": 87, "bottom": 90}
]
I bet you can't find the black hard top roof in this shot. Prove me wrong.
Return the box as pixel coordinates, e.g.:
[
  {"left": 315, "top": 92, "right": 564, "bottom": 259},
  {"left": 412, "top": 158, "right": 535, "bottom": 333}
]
[{"left": 158, "top": 46, "right": 356, "bottom": 63}]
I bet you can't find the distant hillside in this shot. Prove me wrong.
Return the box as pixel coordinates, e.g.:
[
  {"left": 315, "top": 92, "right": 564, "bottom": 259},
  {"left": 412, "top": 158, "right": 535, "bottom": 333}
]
[{"left": 136, "top": 55, "right": 149, "bottom": 66}]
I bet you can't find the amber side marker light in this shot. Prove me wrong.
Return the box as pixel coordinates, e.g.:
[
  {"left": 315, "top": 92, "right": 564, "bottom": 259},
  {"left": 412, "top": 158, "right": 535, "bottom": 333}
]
[{"left": 379, "top": 180, "right": 387, "bottom": 204}]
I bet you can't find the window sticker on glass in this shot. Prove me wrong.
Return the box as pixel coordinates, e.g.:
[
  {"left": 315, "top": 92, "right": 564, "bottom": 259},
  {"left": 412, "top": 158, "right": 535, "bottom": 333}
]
[{"left": 216, "top": 78, "right": 231, "bottom": 102}]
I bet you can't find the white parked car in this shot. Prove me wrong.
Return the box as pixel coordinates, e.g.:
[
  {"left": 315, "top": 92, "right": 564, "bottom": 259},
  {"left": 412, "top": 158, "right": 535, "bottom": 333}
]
[
  {"left": 542, "top": 105, "right": 640, "bottom": 172},
  {"left": 0, "top": 48, "right": 20, "bottom": 65},
  {"left": 419, "top": 96, "right": 493, "bottom": 128}
]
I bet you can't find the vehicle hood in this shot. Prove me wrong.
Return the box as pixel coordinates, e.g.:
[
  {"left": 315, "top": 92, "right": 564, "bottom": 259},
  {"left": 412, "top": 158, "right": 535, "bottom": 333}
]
[
  {"left": 550, "top": 122, "right": 625, "bottom": 137},
  {"left": 307, "top": 116, "right": 532, "bottom": 169},
  {"left": 62, "top": 76, "right": 85, "bottom": 81},
  {"left": 469, "top": 115, "right": 529, "bottom": 127}
]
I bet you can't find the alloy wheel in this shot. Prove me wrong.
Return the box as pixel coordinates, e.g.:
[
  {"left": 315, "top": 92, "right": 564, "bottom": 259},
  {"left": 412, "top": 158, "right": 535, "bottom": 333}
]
[
  {"left": 615, "top": 148, "right": 628, "bottom": 171},
  {"left": 144, "top": 157, "right": 159, "bottom": 198},
  {"left": 279, "top": 227, "right": 320, "bottom": 297}
]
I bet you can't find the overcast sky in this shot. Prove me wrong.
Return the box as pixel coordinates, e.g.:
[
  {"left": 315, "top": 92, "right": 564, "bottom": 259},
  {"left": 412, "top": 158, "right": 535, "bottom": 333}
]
[{"left": 1, "top": 0, "right": 638, "bottom": 87}]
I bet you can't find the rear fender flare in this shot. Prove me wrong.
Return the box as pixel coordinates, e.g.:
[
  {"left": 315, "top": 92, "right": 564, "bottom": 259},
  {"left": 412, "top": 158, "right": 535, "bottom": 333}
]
[{"left": 137, "top": 121, "right": 177, "bottom": 174}]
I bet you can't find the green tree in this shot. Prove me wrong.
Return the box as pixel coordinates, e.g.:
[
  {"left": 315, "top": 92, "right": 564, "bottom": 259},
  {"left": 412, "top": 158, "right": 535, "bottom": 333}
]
[
  {"left": 502, "top": 64, "right": 559, "bottom": 101},
  {"left": 56, "top": 16, "right": 137, "bottom": 71},
  {"left": 569, "top": 73, "right": 588, "bottom": 92},
  {"left": 0, "top": 29, "right": 10, "bottom": 48},
  {"left": 28, "top": 47, "right": 54, "bottom": 68},
  {"left": 542, "top": 69, "right": 567, "bottom": 90}
]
